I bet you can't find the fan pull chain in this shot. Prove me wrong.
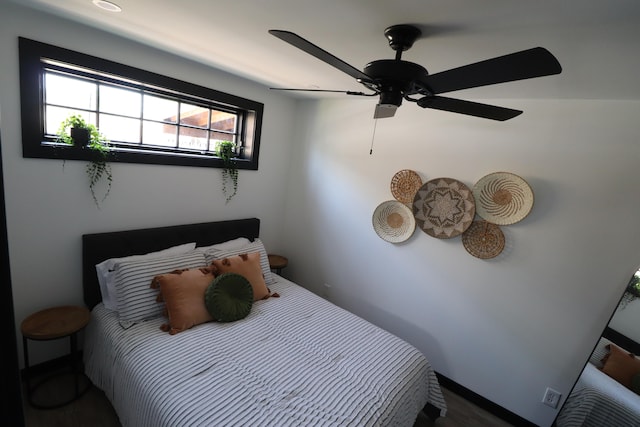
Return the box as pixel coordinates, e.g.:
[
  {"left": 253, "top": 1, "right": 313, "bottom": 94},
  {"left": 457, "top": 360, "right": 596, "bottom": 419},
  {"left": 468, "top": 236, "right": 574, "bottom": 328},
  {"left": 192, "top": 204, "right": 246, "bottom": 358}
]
[{"left": 369, "top": 119, "right": 378, "bottom": 155}]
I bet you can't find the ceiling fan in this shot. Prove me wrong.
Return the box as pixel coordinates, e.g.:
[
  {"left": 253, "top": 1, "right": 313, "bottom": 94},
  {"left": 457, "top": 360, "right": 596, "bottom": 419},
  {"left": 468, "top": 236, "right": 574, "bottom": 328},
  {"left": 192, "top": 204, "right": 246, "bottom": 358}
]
[{"left": 269, "top": 25, "right": 562, "bottom": 120}]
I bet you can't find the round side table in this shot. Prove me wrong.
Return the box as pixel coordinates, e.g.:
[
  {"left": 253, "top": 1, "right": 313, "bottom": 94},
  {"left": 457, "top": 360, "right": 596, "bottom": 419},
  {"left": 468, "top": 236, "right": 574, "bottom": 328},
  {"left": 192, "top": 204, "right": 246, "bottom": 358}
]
[
  {"left": 267, "top": 254, "right": 288, "bottom": 275},
  {"left": 21, "top": 305, "right": 92, "bottom": 409}
]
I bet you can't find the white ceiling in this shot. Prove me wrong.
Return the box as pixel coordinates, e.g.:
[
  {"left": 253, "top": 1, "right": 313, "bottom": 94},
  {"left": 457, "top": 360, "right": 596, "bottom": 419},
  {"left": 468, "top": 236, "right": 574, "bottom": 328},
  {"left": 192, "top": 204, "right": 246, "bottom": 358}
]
[{"left": 10, "top": 0, "right": 640, "bottom": 101}]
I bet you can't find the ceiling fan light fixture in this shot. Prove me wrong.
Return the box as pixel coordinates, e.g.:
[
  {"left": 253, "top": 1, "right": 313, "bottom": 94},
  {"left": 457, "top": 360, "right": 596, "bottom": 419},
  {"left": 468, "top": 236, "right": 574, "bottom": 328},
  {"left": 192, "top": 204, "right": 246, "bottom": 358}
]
[
  {"left": 374, "top": 104, "right": 398, "bottom": 119},
  {"left": 379, "top": 87, "right": 403, "bottom": 107},
  {"left": 92, "top": 0, "right": 122, "bottom": 12}
]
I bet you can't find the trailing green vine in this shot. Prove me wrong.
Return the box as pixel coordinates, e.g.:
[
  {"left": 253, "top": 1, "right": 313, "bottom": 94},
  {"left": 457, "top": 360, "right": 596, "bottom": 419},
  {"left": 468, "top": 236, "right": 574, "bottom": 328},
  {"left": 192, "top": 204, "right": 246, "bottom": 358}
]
[
  {"left": 215, "top": 140, "right": 238, "bottom": 203},
  {"left": 619, "top": 272, "right": 640, "bottom": 310},
  {"left": 57, "top": 115, "right": 113, "bottom": 208}
]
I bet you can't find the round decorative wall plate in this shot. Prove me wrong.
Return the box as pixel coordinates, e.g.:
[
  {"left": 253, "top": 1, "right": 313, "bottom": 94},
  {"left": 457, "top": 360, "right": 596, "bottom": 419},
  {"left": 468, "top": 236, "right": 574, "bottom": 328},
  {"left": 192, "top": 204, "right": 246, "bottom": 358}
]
[
  {"left": 390, "top": 169, "right": 423, "bottom": 205},
  {"left": 473, "top": 172, "right": 534, "bottom": 225},
  {"left": 462, "top": 220, "right": 506, "bottom": 259},
  {"left": 412, "top": 177, "right": 475, "bottom": 239},
  {"left": 372, "top": 200, "right": 416, "bottom": 243}
]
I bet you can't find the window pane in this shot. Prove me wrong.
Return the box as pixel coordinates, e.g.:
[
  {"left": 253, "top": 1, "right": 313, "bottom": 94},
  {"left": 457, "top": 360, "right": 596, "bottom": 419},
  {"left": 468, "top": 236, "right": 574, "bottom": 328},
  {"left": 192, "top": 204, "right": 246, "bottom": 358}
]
[
  {"left": 100, "top": 85, "right": 141, "bottom": 117},
  {"left": 210, "top": 110, "right": 236, "bottom": 132},
  {"left": 179, "top": 128, "right": 208, "bottom": 151},
  {"left": 143, "top": 121, "right": 177, "bottom": 148},
  {"left": 45, "top": 72, "right": 97, "bottom": 110},
  {"left": 180, "top": 103, "right": 208, "bottom": 127},
  {"left": 99, "top": 114, "right": 140, "bottom": 143},
  {"left": 45, "top": 106, "right": 96, "bottom": 136},
  {"left": 143, "top": 94, "right": 178, "bottom": 123}
]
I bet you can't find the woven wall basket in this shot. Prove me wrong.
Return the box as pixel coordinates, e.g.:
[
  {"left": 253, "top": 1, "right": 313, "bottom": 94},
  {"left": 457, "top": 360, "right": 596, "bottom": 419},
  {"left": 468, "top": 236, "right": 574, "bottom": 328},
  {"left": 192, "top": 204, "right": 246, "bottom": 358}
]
[
  {"left": 372, "top": 200, "right": 416, "bottom": 243},
  {"left": 412, "top": 177, "right": 476, "bottom": 239},
  {"left": 462, "top": 220, "right": 505, "bottom": 259},
  {"left": 473, "top": 172, "right": 534, "bottom": 225},
  {"left": 390, "top": 169, "right": 423, "bottom": 205}
]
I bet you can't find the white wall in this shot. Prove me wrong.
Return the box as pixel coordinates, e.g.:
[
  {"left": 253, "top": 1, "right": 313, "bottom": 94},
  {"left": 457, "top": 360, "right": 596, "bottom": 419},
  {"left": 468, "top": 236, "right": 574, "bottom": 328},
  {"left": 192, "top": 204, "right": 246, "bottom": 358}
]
[
  {"left": 0, "top": 3, "right": 296, "bottom": 364},
  {"left": 4, "top": 3, "right": 640, "bottom": 427},
  {"left": 280, "top": 97, "right": 640, "bottom": 426}
]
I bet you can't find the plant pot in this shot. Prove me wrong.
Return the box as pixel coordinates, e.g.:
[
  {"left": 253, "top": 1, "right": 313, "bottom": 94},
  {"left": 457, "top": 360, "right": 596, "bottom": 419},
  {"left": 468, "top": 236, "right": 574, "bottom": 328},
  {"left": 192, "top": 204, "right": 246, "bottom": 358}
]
[{"left": 70, "top": 127, "right": 90, "bottom": 148}]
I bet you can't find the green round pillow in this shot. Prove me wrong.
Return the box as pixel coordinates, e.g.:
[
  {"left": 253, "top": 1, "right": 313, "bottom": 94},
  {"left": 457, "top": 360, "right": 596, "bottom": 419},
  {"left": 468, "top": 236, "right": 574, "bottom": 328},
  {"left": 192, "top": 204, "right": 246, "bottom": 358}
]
[{"left": 205, "top": 273, "right": 253, "bottom": 322}]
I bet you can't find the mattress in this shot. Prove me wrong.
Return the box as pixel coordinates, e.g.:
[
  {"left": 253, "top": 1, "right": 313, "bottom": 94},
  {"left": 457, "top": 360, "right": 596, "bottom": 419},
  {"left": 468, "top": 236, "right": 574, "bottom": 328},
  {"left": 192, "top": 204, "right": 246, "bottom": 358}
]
[
  {"left": 555, "top": 363, "right": 640, "bottom": 427},
  {"left": 83, "top": 275, "right": 447, "bottom": 427}
]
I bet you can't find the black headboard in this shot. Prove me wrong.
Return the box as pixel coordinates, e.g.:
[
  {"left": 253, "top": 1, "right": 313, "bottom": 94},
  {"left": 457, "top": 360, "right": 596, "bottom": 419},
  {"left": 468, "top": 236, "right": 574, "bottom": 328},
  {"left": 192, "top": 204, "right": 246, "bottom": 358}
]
[
  {"left": 603, "top": 326, "right": 640, "bottom": 356},
  {"left": 82, "top": 218, "right": 260, "bottom": 309}
]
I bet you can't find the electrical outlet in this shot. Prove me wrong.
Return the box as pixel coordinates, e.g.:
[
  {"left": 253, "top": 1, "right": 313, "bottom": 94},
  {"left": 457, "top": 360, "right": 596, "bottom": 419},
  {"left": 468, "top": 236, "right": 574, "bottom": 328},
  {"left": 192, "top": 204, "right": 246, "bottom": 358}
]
[{"left": 542, "top": 387, "right": 562, "bottom": 408}]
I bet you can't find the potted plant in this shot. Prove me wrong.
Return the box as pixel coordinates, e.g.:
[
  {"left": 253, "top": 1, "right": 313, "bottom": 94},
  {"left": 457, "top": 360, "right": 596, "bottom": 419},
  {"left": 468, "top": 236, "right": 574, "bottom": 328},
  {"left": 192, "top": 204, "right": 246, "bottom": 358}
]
[
  {"left": 619, "top": 272, "right": 640, "bottom": 310},
  {"left": 57, "top": 115, "right": 113, "bottom": 208},
  {"left": 215, "top": 140, "right": 238, "bottom": 203}
]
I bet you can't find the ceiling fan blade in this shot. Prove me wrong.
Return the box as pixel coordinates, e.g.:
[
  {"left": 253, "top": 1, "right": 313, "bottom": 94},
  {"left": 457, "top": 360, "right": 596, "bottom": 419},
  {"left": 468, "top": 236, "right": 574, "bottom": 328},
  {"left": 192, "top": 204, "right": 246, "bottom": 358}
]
[
  {"left": 269, "top": 88, "right": 375, "bottom": 96},
  {"left": 422, "top": 47, "right": 562, "bottom": 95},
  {"left": 417, "top": 96, "right": 522, "bottom": 121},
  {"left": 269, "top": 30, "right": 372, "bottom": 82}
]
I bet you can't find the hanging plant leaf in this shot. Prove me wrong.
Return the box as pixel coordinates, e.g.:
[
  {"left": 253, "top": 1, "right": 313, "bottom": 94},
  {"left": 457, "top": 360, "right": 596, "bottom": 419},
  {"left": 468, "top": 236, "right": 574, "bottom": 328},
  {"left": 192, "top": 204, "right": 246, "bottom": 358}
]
[
  {"left": 57, "top": 115, "right": 113, "bottom": 208},
  {"left": 215, "top": 141, "right": 238, "bottom": 203}
]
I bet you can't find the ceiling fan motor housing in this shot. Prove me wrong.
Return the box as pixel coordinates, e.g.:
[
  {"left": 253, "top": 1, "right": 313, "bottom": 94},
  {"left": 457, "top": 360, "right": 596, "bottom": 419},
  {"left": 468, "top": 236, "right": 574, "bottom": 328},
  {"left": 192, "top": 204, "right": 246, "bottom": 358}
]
[{"left": 364, "top": 59, "right": 431, "bottom": 105}]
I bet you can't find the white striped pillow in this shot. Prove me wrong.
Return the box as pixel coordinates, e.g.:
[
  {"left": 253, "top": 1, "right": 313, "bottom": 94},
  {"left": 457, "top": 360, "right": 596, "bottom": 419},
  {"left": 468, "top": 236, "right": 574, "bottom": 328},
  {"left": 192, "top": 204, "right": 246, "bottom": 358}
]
[
  {"left": 114, "top": 251, "right": 207, "bottom": 328},
  {"left": 589, "top": 337, "right": 613, "bottom": 367},
  {"left": 204, "top": 238, "right": 274, "bottom": 284}
]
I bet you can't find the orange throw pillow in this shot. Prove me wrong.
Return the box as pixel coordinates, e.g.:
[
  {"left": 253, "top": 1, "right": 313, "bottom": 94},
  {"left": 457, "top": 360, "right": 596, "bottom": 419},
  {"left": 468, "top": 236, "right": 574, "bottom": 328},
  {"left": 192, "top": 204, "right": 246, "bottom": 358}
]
[
  {"left": 151, "top": 266, "right": 216, "bottom": 335},
  {"left": 601, "top": 344, "right": 640, "bottom": 389},
  {"left": 212, "top": 252, "right": 270, "bottom": 301}
]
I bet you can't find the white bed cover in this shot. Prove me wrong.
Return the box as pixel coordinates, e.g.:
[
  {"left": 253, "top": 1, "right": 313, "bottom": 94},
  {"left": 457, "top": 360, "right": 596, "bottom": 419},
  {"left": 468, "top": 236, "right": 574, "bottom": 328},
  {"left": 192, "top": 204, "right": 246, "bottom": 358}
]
[
  {"left": 556, "top": 362, "right": 640, "bottom": 427},
  {"left": 84, "top": 276, "right": 447, "bottom": 427}
]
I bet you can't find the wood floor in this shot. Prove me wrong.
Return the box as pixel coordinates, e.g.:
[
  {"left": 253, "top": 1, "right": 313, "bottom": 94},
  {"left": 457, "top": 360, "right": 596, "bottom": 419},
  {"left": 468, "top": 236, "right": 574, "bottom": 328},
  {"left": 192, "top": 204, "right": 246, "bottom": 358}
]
[{"left": 22, "top": 373, "right": 514, "bottom": 427}]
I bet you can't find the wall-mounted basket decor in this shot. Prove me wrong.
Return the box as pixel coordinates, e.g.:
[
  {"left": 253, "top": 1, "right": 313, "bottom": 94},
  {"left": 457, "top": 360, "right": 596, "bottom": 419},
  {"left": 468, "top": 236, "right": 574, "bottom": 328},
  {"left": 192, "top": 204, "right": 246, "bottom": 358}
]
[
  {"left": 412, "top": 177, "right": 475, "bottom": 239},
  {"left": 390, "top": 169, "right": 423, "bottom": 205},
  {"left": 374, "top": 169, "right": 532, "bottom": 259},
  {"left": 472, "top": 172, "right": 533, "bottom": 225},
  {"left": 372, "top": 200, "right": 416, "bottom": 243},
  {"left": 461, "top": 220, "right": 505, "bottom": 259}
]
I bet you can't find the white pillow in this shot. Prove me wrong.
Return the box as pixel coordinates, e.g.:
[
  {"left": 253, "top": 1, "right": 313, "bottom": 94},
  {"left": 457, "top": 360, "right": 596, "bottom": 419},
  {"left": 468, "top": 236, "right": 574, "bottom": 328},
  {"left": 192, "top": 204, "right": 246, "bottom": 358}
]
[
  {"left": 195, "top": 237, "right": 250, "bottom": 253},
  {"left": 114, "top": 250, "right": 207, "bottom": 329},
  {"left": 204, "top": 238, "right": 274, "bottom": 285},
  {"left": 589, "top": 337, "right": 615, "bottom": 368},
  {"left": 96, "top": 242, "right": 196, "bottom": 311}
]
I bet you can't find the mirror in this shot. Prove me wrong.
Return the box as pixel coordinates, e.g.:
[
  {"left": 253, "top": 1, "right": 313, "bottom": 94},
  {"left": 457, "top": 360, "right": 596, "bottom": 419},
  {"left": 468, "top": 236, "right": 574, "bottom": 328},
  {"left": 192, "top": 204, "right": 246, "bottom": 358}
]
[{"left": 555, "top": 270, "right": 640, "bottom": 426}]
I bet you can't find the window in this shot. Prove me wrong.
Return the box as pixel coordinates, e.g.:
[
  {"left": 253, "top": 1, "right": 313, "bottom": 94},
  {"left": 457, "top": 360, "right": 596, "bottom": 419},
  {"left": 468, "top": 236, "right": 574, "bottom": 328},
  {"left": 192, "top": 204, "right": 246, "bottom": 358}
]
[{"left": 19, "top": 37, "right": 263, "bottom": 170}]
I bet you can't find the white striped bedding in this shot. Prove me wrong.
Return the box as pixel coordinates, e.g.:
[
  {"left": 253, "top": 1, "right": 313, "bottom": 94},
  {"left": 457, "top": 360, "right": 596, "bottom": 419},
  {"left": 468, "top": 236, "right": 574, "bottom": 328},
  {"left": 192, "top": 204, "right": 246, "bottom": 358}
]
[
  {"left": 83, "top": 275, "right": 447, "bottom": 427},
  {"left": 555, "top": 362, "right": 640, "bottom": 427}
]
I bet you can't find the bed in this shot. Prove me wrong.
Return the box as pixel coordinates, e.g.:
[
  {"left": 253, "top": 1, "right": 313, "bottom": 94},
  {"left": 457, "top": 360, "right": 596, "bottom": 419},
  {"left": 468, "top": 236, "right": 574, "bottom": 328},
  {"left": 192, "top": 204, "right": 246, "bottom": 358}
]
[
  {"left": 555, "top": 334, "right": 640, "bottom": 427},
  {"left": 81, "top": 218, "right": 447, "bottom": 426}
]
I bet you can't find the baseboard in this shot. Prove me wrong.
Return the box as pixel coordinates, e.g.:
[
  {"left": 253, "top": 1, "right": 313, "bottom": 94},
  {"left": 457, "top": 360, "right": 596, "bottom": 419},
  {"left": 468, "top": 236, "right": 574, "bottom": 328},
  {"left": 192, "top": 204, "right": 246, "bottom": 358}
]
[{"left": 436, "top": 372, "right": 537, "bottom": 427}]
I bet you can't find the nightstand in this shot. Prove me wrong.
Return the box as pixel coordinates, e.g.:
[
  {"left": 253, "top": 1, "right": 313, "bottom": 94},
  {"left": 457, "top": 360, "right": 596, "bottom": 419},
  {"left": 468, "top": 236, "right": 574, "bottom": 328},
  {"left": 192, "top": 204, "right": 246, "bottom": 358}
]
[
  {"left": 267, "top": 254, "right": 288, "bottom": 274},
  {"left": 21, "top": 305, "right": 92, "bottom": 409}
]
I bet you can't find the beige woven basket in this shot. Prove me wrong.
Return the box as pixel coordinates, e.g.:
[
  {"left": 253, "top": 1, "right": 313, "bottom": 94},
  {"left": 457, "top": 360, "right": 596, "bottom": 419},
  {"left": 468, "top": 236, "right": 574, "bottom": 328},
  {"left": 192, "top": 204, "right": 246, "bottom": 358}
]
[
  {"left": 462, "top": 220, "right": 505, "bottom": 259},
  {"left": 473, "top": 172, "right": 534, "bottom": 225},
  {"left": 372, "top": 200, "right": 416, "bottom": 243},
  {"left": 390, "top": 169, "right": 423, "bottom": 205},
  {"left": 412, "top": 177, "right": 475, "bottom": 239}
]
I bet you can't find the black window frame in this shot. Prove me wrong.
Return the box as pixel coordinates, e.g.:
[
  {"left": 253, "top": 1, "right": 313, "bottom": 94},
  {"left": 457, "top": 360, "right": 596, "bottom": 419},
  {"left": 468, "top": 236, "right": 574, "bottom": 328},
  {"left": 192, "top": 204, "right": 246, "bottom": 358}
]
[{"left": 18, "top": 37, "right": 263, "bottom": 170}]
